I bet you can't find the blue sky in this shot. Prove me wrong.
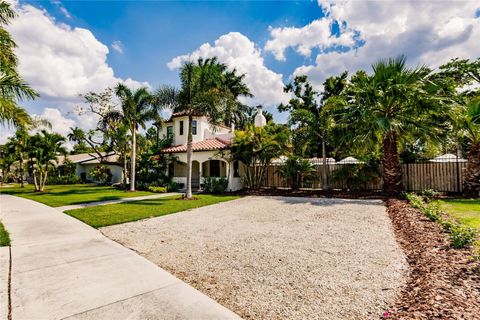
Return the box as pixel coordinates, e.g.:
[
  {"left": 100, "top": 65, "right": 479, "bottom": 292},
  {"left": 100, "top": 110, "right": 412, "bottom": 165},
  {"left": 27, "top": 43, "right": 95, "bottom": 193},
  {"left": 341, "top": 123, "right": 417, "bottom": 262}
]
[{"left": 3, "top": 0, "right": 480, "bottom": 143}]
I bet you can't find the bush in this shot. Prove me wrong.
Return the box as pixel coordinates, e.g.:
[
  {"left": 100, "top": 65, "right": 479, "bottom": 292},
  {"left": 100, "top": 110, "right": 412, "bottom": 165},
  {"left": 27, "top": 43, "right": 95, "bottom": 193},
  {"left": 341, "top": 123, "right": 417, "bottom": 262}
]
[
  {"left": 421, "top": 188, "right": 438, "bottom": 200},
  {"left": 89, "top": 165, "right": 112, "bottom": 185},
  {"left": 166, "top": 181, "right": 178, "bottom": 192},
  {"left": 278, "top": 155, "right": 315, "bottom": 190},
  {"left": 148, "top": 186, "right": 168, "bottom": 193},
  {"left": 46, "top": 174, "right": 82, "bottom": 185},
  {"left": 449, "top": 224, "right": 477, "bottom": 249},
  {"left": 203, "top": 177, "right": 228, "bottom": 194}
]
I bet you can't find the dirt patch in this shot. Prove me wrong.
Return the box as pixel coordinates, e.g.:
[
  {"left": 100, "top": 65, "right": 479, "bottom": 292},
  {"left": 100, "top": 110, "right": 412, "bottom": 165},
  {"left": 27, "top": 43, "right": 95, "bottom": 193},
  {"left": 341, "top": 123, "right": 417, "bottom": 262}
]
[{"left": 385, "top": 199, "right": 480, "bottom": 319}]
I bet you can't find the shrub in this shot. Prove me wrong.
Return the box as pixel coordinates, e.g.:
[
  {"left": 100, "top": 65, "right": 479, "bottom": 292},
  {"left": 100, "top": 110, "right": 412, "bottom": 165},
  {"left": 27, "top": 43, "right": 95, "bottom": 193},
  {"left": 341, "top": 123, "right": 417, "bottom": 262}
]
[
  {"left": 46, "top": 174, "right": 82, "bottom": 185},
  {"left": 166, "top": 181, "right": 178, "bottom": 192},
  {"left": 148, "top": 186, "right": 168, "bottom": 193},
  {"left": 278, "top": 155, "right": 315, "bottom": 190},
  {"left": 449, "top": 224, "right": 477, "bottom": 249},
  {"left": 421, "top": 188, "right": 438, "bottom": 200},
  {"left": 89, "top": 165, "right": 112, "bottom": 185},
  {"left": 203, "top": 177, "right": 228, "bottom": 194}
]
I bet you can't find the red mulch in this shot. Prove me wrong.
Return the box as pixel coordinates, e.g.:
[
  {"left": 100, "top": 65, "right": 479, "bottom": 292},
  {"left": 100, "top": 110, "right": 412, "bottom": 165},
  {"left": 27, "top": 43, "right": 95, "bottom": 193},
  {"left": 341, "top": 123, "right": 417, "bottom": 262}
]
[{"left": 385, "top": 199, "right": 480, "bottom": 319}]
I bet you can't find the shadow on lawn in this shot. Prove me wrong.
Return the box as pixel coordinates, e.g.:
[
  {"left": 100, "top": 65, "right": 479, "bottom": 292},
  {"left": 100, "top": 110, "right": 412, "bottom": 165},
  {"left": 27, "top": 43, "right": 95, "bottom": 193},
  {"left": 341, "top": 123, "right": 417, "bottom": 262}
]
[{"left": 271, "top": 196, "right": 384, "bottom": 207}]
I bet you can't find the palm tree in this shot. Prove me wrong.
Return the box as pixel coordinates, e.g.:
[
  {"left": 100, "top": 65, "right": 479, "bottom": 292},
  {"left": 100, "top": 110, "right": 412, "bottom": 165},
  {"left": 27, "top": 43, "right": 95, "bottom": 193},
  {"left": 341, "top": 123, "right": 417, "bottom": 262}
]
[
  {"left": 335, "top": 55, "right": 448, "bottom": 193},
  {"left": 113, "top": 83, "right": 155, "bottom": 191},
  {"left": 160, "top": 57, "right": 251, "bottom": 199},
  {"left": 0, "top": 0, "right": 38, "bottom": 127},
  {"left": 6, "top": 128, "right": 29, "bottom": 187},
  {"left": 28, "top": 130, "right": 67, "bottom": 192},
  {"left": 461, "top": 97, "right": 480, "bottom": 196}
]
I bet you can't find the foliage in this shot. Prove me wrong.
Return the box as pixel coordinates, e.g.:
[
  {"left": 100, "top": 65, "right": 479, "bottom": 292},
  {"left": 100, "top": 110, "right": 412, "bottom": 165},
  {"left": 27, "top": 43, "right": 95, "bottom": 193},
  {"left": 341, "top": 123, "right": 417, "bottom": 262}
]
[
  {"left": 203, "top": 177, "right": 229, "bottom": 194},
  {"left": 331, "top": 160, "right": 381, "bottom": 191},
  {"left": 332, "top": 55, "right": 451, "bottom": 193},
  {"left": 65, "top": 194, "right": 240, "bottom": 228},
  {"left": 232, "top": 123, "right": 290, "bottom": 189},
  {"left": 278, "top": 155, "right": 315, "bottom": 190},
  {"left": 0, "top": 184, "right": 153, "bottom": 207},
  {"left": 148, "top": 186, "right": 168, "bottom": 193},
  {"left": 166, "top": 181, "right": 179, "bottom": 192},
  {"left": 46, "top": 174, "right": 82, "bottom": 185},
  {"left": 89, "top": 165, "right": 112, "bottom": 185},
  {"left": 405, "top": 193, "right": 477, "bottom": 248},
  {"left": 0, "top": 0, "right": 38, "bottom": 128},
  {"left": 27, "top": 130, "right": 67, "bottom": 192}
]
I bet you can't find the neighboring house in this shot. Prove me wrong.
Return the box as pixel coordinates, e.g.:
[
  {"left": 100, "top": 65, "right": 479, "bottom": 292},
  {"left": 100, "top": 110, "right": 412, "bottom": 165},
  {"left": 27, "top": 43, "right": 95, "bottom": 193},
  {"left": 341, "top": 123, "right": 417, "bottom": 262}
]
[
  {"left": 56, "top": 152, "right": 124, "bottom": 184},
  {"left": 159, "top": 107, "right": 267, "bottom": 191}
]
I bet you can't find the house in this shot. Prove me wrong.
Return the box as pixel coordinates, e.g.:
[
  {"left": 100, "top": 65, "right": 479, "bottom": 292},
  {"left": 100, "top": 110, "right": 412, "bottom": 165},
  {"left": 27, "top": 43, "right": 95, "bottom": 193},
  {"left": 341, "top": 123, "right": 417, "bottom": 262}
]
[
  {"left": 56, "top": 152, "right": 124, "bottom": 184},
  {"left": 159, "top": 107, "right": 267, "bottom": 191},
  {"left": 429, "top": 153, "right": 467, "bottom": 163}
]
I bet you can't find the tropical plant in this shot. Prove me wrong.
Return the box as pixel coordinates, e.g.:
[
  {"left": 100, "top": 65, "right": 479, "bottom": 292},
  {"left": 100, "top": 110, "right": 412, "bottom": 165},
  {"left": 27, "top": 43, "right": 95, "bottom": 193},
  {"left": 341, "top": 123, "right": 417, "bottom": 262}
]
[
  {"left": 89, "top": 165, "right": 112, "bottom": 185},
  {"left": 157, "top": 57, "right": 251, "bottom": 198},
  {"left": 279, "top": 73, "right": 347, "bottom": 190},
  {"left": 5, "top": 128, "right": 29, "bottom": 187},
  {"left": 460, "top": 97, "right": 480, "bottom": 196},
  {"left": 27, "top": 130, "right": 67, "bottom": 192},
  {"left": 232, "top": 123, "right": 290, "bottom": 189},
  {"left": 112, "top": 83, "right": 155, "bottom": 191},
  {"left": 0, "top": 0, "right": 38, "bottom": 127},
  {"left": 332, "top": 55, "right": 449, "bottom": 193},
  {"left": 278, "top": 155, "right": 315, "bottom": 190}
]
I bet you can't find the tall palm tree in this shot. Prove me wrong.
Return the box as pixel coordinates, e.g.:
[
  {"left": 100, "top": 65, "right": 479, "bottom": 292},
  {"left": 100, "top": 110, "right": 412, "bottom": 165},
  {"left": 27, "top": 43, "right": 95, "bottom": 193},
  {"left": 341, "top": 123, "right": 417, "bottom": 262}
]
[
  {"left": 335, "top": 55, "right": 448, "bottom": 193},
  {"left": 461, "top": 97, "right": 480, "bottom": 196},
  {"left": 0, "top": 0, "right": 38, "bottom": 127},
  {"left": 28, "top": 130, "right": 67, "bottom": 192},
  {"left": 160, "top": 57, "right": 251, "bottom": 199},
  {"left": 113, "top": 83, "right": 155, "bottom": 191}
]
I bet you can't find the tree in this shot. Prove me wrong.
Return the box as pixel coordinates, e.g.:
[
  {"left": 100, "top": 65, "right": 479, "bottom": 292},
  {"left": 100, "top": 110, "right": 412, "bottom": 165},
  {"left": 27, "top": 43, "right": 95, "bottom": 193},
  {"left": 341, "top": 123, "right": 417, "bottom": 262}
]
[
  {"left": 162, "top": 57, "right": 251, "bottom": 198},
  {"left": 279, "top": 73, "right": 347, "bottom": 190},
  {"left": 5, "top": 128, "right": 29, "bottom": 187},
  {"left": 28, "top": 130, "right": 67, "bottom": 192},
  {"left": 232, "top": 123, "right": 290, "bottom": 189},
  {"left": 113, "top": 83, "right": 155, "bottom": 191},
  {"left": 334, "top": 55, "right": 449, "bottom": 193},
  {"left": 278, "top": 155, "right": 315, "bottom": 190},
  {"left": 459, "top": 97, "right": 480, "bottom": 197},
  {"left": 0, "top": 0, "right": 38, "bottom": 127}
]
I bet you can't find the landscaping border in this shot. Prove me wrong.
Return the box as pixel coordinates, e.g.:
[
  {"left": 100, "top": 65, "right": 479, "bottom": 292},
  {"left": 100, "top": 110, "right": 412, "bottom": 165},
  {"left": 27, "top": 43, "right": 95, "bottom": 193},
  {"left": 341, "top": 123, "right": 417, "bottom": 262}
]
[{"left": 384, "top": 199, "right": 480, "bottom": 319}]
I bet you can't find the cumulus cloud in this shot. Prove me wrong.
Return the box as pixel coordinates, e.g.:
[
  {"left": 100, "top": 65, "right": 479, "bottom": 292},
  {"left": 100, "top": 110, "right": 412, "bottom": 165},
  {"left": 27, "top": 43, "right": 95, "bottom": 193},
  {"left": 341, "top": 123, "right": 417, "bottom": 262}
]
[
  {"left": 265, "top": 17, "right": 360, "bottom": 61},
  {"left": 111, "top": 40, "right": 123, "bottom": 54},
  {"left": 274, "top": 0, "right": 480, "bottom": 88},
  {"left": 168, "top": 32, "right": 290, "bottom": 107},
  {"left": 3, "top": 3, "right": 148, "bottom": 139}
]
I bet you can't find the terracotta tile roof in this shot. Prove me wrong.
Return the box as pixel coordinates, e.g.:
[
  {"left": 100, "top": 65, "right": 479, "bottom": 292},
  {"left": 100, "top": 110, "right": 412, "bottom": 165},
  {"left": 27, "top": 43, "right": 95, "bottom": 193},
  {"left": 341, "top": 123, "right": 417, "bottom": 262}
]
[{"left": 160, "top": 137, "right": 231, "bottom": 153}]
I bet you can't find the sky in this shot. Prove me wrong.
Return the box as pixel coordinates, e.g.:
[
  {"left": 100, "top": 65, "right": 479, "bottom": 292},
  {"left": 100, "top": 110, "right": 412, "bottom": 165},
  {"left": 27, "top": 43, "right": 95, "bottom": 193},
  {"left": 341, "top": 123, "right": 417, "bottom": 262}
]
[{"left": 2, "top": 0, "right": 480, "bottom": 145}]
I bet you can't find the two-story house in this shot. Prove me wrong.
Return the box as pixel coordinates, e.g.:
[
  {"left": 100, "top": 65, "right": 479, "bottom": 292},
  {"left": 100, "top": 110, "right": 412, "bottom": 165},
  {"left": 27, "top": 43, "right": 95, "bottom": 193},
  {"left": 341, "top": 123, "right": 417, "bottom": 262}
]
[{"left": 159, "top": 107, "right": 267, "bottom": 191}]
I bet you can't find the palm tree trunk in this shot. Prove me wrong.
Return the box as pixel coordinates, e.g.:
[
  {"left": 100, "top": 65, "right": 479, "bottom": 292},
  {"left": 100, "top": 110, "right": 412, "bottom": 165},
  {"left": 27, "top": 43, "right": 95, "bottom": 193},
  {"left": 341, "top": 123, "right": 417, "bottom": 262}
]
[
  {"left": 322, "top": 139, "right": 329, "bottom": 190},
  {"left": 41, "top": 168, "right": 48, "bottom": 192},
  {"left": 130, "top": 124, "right": 136, "bottom": 192},
  {"left": 382, "top": 131, "right": 402, "bottom": 193},
  {"left": 122, "top": 149, "right": 128, "bottom": 186},
  {"left": 20, "top": 158, "right": 24, "bottom": 188},
  {"left": 33, "top": 169, "right": 39, "bottom": 191},
  {"left": 463, "top": 142, "right": 480, "bottom": 197},
  {"left": 186, "top": 115, "right": 193, "bottom": 198}
]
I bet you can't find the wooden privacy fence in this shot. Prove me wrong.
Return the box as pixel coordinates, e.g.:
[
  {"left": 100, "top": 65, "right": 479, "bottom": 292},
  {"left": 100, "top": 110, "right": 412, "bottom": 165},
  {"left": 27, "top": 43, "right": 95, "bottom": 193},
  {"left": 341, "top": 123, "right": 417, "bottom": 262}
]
[{"left": 260, "top": 162, "right": 468, "bottom": 193}]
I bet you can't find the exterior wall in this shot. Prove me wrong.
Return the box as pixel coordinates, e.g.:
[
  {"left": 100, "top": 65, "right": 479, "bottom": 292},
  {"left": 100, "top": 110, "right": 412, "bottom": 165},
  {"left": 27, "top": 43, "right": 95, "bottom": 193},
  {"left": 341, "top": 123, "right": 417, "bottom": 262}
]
[
  {"left": 76, "top": 163, "right": 123, "bottom": 184},
  {"left": 161, "top": 116, "right": 232, "bottom": 146}
]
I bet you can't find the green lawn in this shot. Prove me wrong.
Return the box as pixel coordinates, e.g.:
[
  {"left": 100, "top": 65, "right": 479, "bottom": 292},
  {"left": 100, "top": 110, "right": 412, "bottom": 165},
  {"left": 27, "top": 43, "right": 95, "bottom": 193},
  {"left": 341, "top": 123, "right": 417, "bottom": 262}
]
[
  {"left": 65, "top": 194, "right": 240, "bottom": 228},
  {"left": 0, "top": 222, "right": 10, "bottom": 246},
  {"left": 0, "top": 184, "right": 154, "bottom": 207},
  {"left": 438, "top": 199, "right": 480, "bottom": 230}
]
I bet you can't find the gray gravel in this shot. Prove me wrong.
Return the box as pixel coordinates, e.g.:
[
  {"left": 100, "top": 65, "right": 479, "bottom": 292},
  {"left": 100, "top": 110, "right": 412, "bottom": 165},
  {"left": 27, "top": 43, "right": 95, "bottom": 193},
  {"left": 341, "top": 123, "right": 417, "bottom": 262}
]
[{"left": 101, "top": 196, "right": 407, "bottom": 320}]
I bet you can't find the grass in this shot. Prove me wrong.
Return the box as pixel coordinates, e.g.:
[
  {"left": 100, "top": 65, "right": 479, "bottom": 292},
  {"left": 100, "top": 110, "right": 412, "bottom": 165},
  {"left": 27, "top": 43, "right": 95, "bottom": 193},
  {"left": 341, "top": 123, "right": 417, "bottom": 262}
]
[
  {"left": 438, "top": 199, "right": 480, "bottom": 230},
  {"left": 0, "top": 222, "right": 10, "bottom": 246},
  {"left": 65, "top": 194, "right": 240, "bottom": 228},
  {"left": 0, "top": 184, "right": 154, "bottom": 207}
]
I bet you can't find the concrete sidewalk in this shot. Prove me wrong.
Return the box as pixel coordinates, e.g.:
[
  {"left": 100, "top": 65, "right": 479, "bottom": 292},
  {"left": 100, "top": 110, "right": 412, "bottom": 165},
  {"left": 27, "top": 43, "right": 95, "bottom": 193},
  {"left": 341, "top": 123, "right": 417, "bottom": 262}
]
[
  {"left": 57, "top": 192, "right": 181, "bottom": 212},
  {"left": 0, "top": 194, "right": 240, "bottom": 320}
]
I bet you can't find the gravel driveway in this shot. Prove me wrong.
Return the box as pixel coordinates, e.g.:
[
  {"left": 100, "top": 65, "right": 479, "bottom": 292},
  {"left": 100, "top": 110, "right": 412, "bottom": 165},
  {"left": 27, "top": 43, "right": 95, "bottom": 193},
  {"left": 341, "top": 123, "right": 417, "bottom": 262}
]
[{"left": 101, "top": 196, "right": 407, "bottom": 320}]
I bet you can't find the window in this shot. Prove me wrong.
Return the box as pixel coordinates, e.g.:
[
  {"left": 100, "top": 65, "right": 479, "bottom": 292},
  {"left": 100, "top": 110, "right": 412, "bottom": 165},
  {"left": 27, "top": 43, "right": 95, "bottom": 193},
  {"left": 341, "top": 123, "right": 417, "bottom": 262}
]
[
  {"left": 233, "top": 161, "right": 240, "bottom": 177},
  {"left": 209, "top": 160, "right": 220, "bottom": 177},
  {"left": 168, "top": 163, "right": 174, "bottom": 177},
  {"left": 192, "top": 120, "right": 197, "bottom": 135},
  {"left": 166, "top": 126, "right": 173, "bottom": 139},
  {"left": 179, "top": 121, "right": 184, "bottom": 135}
]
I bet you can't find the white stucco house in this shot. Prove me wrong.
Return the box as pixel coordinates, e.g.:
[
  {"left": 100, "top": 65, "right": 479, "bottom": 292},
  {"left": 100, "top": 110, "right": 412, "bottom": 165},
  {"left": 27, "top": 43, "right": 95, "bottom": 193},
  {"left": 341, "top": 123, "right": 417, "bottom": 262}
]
[
  {"left": 56, "top": 152, "right": 124, "bottom": 184},
  {"left": 159, "top": 107, "right": 267, "bottom": 191}
]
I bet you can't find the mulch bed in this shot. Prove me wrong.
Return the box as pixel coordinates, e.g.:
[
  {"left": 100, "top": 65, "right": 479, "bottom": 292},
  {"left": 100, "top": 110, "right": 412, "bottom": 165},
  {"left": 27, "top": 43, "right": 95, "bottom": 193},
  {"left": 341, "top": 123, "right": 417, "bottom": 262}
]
[{"left": 385, "top": 199, "right": 480, "bottom": 319}]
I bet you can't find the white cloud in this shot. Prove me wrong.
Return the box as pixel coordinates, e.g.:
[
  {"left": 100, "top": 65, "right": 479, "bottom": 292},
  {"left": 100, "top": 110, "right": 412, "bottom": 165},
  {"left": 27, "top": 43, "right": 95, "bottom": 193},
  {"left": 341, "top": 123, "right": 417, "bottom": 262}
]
[
  {"left": 4, "top": 3, "right": 149, "bottom": 138},
  {"left": 52, "top": 0, "right": 71, "bottom": 18},
  {"left": 167, "top": 32, "right": 290, "bottom": 107},
  {"left": 276, "top": 0, "right": 480, "bottom": 88},
  {"left": 111, "top": 40, "right": 123, "bottom": 54},
  {"left": 265, "top": 17, "right": 360, "bottom": 61}
]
